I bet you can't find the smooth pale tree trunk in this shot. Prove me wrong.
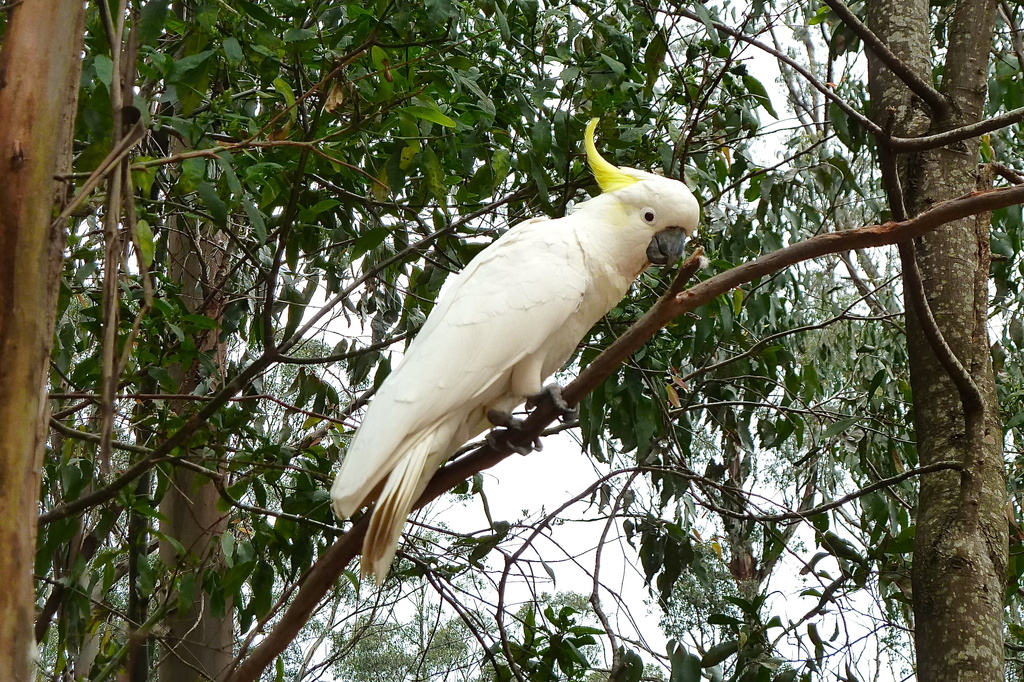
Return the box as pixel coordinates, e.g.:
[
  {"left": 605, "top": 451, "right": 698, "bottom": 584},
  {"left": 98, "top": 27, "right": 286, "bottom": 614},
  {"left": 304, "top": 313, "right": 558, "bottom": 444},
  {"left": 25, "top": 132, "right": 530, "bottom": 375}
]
[
  {"left": 158, "top": 223, "right": 235, "bottom": 681},
  {"left": 0, "top": 1, "right": 86, "bottom": 680},
  {"left": 867, "top": 0, "right": 1007, "bottom": 678}
]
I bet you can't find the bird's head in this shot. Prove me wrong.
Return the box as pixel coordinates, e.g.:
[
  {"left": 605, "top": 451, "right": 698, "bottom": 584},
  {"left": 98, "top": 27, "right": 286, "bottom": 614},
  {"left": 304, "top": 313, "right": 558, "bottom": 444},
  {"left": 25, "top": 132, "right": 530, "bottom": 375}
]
[{"left": 584, "top": 118, "right": 700, "bottom": 266}]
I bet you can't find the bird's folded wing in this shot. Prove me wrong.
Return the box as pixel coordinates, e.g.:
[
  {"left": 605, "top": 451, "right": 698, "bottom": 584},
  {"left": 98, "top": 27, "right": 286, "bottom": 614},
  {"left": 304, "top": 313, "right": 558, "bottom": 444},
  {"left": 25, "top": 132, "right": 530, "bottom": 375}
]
[{"left": 332, "top": 219, "right": 588, "bottom": 501}]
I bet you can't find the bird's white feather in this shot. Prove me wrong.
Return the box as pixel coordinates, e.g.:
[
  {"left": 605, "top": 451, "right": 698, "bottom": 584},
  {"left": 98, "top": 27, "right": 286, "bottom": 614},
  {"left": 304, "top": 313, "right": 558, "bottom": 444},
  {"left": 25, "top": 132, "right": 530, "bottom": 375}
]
[
  {"left": 331, "top": 215, "right": 590, "bottom": 520},
  {"left": 331, "top": 122, "right": 701, "bottom": 582}
]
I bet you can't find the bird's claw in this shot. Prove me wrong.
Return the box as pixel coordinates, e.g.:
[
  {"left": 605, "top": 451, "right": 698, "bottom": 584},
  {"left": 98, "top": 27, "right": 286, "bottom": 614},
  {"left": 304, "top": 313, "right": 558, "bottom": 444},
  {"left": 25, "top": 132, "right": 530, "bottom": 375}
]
[
  {"left": 485, "top": 410, "right": 543, "bottom": 455},
  {"left": 526, "top": 384, "right": 578, "bottom": 423},
  {"left": 485, "top": 430, "right": 536, "bottom": 456}
]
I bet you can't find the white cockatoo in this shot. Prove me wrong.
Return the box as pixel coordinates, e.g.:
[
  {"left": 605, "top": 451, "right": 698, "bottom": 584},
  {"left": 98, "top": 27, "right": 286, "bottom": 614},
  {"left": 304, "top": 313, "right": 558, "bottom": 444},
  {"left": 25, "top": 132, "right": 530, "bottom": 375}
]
[{"left": 332, "top": 118, "right": 700, "bottom": 581}]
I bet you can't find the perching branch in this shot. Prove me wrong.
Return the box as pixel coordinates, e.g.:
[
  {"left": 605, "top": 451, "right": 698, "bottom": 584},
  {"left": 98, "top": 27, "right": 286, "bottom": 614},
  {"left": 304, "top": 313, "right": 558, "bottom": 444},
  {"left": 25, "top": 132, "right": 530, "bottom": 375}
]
[{"left": 222, "top": 181, "right": 1024, "bottom": 682}]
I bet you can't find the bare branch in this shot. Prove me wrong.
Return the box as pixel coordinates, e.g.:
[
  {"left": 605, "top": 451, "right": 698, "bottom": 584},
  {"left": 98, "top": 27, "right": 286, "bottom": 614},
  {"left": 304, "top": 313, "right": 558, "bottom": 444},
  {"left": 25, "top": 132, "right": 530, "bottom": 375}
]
[
  {"left": 1001, "top": 1, "right": 1024, "bottom": 68},
  {"left": 992, "top": 161, "right": 1024, "bottom": 185},
  {"left": 888, "top": 105, "right": 1024, "bottom": 152},
  {"left": 899, "top": 242, "right": 983, "bottom": 414},
  {"left": 38, "top": 352, "right": 275, "bottom": 526}
]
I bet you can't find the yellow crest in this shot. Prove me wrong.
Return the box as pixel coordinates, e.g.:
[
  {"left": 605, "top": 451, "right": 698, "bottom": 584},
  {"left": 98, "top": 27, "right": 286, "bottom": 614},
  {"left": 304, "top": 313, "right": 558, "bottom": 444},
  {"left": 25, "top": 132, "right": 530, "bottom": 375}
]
[{"left": 585, "top": 118, "right": 640, "bottom": 193}]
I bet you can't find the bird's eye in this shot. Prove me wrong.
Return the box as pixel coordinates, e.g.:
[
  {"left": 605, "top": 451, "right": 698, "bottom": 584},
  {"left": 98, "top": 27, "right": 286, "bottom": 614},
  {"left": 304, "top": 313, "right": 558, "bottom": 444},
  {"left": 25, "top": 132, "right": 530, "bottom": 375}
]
[{"left": 642, "top": 208, "right": 656, "bottom": 224}]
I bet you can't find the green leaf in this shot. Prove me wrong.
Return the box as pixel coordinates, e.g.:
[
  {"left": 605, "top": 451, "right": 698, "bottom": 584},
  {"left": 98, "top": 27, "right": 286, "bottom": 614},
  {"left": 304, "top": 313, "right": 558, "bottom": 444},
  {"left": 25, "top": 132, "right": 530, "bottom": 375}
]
[
  {"left": 223, "top": 37, "right": 243, "bottom": 66},
  {"left": 352, "top": 227, "right": 389, "bottom": 257},
  {"left": 252, "top": 562, "right": 274, "bottom": 616},
  {"left": 420, "top": 145, "right": 446, "bottom": 199},
  {"left": 135, "top": 220, "right": 155, "bottom": 267},
  {"left": 600, "top": 54, "right": 626, "bottom": 75},
  {"left": 822, "top": 416, "right": 861, "bottom": 440},
  {"left": 371, "top": 45, "right": 388, "bottom": 71},
  {"left": 530, "top": 117, "right": 551, "bottom": 158},
  {"left": 282, "top": 27, "right": 315, "bottom": 42},
  {"left": 743, "top": 74, "right": 778, "bottom": 118},
  {"left": 669, "top": 643, "right": 703, "bottom": 682},
  {"left": 490, "top": 148, "right": 512, "bottom": 191},
  {"left": 425, "top": 0, "right": 454, "bottom": 24},
  {"left": 177, "top": 572, "right": 195, "bottom": 615},
  {"left": 644, "top": 29, "right": 668, "bottom": 96},
  {"left": 403, "top": 105, "right": 457, "bottom": 128},
  {"left": 197, "top": 182, "right": 227, "bottom": 226},
  {"left": 138, "top": 0, "right": 169, "bottom": 45},
  {"left": 693, "top": 4, "right": 720, "bottom": 45},
  {"left": 809, "top": 5, "right": 830, "bottom": 25},
  {"left": 132, "top": 159, "right": 157, "bottom": 197},
  {"left": 170, "top": 49, "right": 216, "bottom": 77},
  {"left": 272, "top": 76, "right": 296, "bottom": 110},
  {"left": 242, "top": 197, "right": 267, "bottom": 242},
  {"left": 701, "top": 640, "right": 739, "bottom": 668},
  {"left": 93, "top": 55, "right": 113, "bottom": 88},
  {"left": 237, "top": 0, "right": 287, "bottom": 29},
  {"left": 619, "top": 648, "right": 645, "bottom": 682}
]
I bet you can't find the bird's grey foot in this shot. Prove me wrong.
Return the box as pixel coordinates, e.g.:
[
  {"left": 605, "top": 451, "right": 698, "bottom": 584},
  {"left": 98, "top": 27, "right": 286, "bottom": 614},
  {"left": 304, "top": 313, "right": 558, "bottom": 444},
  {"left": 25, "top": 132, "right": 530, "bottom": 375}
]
[
  {"left": 526, "top": 384, "right": 578, "bottom": 423},
  {"left": 486, "top": 409, "right": 542, "bottom": 455}
]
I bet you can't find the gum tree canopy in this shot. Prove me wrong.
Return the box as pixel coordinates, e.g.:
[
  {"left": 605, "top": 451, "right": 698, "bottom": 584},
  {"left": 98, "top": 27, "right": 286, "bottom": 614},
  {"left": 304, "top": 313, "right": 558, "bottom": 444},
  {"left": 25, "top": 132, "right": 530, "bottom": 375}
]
[{"left": 3, "top": 0, "right": 1024, "bottom": 680}]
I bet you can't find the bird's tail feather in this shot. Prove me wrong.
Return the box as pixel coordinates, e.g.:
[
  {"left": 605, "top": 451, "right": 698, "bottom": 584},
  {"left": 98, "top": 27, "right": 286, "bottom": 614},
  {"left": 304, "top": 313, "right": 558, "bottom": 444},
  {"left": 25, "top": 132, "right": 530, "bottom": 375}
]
[{"left": 361, "top": 423, "right": 450, "bottom": 582}]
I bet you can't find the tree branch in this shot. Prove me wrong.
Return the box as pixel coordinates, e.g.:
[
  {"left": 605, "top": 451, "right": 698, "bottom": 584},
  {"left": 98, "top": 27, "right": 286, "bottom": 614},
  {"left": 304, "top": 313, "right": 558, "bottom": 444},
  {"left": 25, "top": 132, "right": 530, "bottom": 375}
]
[
  {"left": 658, "top": 2, "right": 1023, "bottom": 154},
  {"left": 887, "top": 105, "right": 1024, "bottom": 152},
  {"left": 222, "top": 181, "right": 1024, "bottom": 682},
  {"left": 821, "top": 0, "right": 950, "bottom": 118},
  {"left": 899, "top": 242, "right": 984, "bottom": 414},
  {"left": 38, "top": 352, "right": 275, "bottom": 526},
  {"left": 659, "top": 2, "right": 883, "bottom": 137}
]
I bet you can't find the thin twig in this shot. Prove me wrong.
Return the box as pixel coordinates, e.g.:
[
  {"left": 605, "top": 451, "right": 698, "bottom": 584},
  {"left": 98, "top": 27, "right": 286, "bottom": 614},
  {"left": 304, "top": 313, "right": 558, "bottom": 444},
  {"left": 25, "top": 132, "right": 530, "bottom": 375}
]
[
  {"left": 50, "top": 417, "right": 152, "bottom": 455},
  {"left": 1001, "top": 1, "right": 1024, "bottom": 69},
  {"left": 171, "top": 458, "right": 339, "bottom": 533},
  {"left": 97, "top": 0, "right": 131, "bottom": 472},
  {"left": 661, "top": 1, "right": 1023, "bottom": 154},
  {"left": 39, "top": 352, "right": 276, "bottom": 526}
]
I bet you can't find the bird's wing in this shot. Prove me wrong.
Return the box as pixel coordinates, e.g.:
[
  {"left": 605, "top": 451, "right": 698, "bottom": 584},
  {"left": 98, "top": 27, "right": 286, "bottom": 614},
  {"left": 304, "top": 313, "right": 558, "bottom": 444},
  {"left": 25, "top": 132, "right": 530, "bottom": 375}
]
[{"left": 331, "top": 216, "right": 589, "bottom": 511}]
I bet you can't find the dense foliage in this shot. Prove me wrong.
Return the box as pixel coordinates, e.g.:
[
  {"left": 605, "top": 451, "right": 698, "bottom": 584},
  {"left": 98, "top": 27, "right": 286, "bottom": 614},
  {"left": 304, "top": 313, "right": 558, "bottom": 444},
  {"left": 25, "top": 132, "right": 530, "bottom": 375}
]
[{"left": 16, "top": 0, "right": 1024, "bottom": 680}]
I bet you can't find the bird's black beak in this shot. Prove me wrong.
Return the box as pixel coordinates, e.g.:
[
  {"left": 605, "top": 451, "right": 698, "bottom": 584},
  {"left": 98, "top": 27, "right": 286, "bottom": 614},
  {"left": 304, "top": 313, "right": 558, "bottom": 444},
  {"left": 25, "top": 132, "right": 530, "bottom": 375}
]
[{"left": 646, "top": 228, "right": 689, "bottom": 266}]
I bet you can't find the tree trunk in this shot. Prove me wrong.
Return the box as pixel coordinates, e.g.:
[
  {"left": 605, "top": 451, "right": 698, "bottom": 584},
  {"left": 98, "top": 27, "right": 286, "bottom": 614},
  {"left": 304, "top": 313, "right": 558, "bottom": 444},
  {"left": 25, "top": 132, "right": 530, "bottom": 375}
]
[
  {"left": 158, "top": 472, "right": 234, "bottom": 681},
  {"left": 866, "top": 0, "right": 1007, "bottom": 678},
  {"left": 0, "top": 2, "right": 86, "bottom": 679},
  {"left": 158, "top": 222, "right": 235, "bottom": 681}
]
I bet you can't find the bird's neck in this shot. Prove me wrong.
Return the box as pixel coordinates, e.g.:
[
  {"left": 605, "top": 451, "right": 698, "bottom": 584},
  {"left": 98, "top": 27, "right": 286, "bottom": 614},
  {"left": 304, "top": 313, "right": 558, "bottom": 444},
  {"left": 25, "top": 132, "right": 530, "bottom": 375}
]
[{"left": 571, "top": 195, "right": 652, "bottom": 285}]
